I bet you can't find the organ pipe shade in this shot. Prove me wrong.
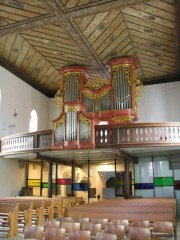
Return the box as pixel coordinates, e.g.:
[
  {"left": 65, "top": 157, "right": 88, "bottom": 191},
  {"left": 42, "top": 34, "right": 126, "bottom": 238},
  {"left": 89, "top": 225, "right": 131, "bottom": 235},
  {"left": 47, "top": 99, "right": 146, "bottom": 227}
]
[
  {"left": 64, "top": 73, "right": 80, "bottom": 102},
  {"left": 66, "top": 110, "right": 77, "bottom": 141},
  {"left": 113, "top": 65, "right": 131, "bottom": 110}
]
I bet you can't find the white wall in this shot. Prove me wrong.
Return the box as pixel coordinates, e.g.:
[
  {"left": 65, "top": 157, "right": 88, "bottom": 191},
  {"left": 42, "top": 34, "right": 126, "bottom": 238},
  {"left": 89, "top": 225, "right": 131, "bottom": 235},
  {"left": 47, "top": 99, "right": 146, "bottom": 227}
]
[
  {"left": 0, "top": 66, "right": 50, "bottom": 196},
  {"left": 137, "top": 81, "right": 180, "bottom": 122},
  {"left": 0, "top": 158, "right": 25, "bottom": 197},
  {"left": 0, "top": 66, "right": 50, "bottom": 138}
]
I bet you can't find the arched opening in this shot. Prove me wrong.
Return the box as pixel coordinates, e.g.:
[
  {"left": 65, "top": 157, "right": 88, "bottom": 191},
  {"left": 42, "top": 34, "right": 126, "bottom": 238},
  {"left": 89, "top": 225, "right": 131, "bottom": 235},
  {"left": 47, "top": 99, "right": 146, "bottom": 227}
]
[{"left": 29, "top": 109, "right": 38, "bottom": 132}]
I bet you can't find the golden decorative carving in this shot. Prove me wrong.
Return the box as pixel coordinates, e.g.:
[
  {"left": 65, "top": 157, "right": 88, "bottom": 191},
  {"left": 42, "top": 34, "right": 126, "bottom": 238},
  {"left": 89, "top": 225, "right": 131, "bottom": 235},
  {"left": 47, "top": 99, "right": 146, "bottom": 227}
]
[
  {"left": 65, "top": 106, "right": 78, "bottom": 113},
  {"left": 85, "top": 75, "right": 110, "bottom": 90},
  {"left": 82, "top": 87, "right": 111, "bottom": 99},
  {"left": 82, "top": 74, "right": 111, "bottom": 99},
  {"left": 112, "top": 115, "right": 134, "bottom": 122},
  {"left": 54, "top": 116, "right": 65, "bottom": 130},
  {"left": 79, "top": 114, "right": 91, "bottom": 126},
  {"left": 54, "top": 89, "right": 63, "bottom": 109}
]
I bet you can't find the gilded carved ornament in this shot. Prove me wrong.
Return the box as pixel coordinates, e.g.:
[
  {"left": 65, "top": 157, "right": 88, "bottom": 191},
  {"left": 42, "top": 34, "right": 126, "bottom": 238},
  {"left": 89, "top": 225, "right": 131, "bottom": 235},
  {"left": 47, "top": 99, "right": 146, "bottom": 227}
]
[
  {"left": 82, "top": 75, "right": 111, "bottom": 99},
  {"left": 111, "top": 115, "right": 134, "bottom": 123},
  {"left": 54, "top": 116, "right": 65, "bottom": 130},
  {"left": 65, "top": 106, "right": 78, "bottom": 113},
  {"left": 79, "top": 114, "right": 91, "bottom": 126}
]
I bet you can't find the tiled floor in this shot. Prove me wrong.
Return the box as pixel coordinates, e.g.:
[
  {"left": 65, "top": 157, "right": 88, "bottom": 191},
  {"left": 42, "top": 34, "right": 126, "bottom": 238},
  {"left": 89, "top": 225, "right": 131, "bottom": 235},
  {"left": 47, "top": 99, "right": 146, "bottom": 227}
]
[{"left": 1, "top": 218, "right": 180, "bottom": 239}]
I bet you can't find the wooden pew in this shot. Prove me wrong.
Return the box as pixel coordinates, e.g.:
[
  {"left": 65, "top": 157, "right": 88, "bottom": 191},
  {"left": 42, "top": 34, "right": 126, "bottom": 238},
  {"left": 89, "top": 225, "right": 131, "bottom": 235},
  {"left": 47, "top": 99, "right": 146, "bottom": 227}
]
[
  {"left": 64, "top": 198, "right": 177, "bottom": 232},
  {"left": 0, "top": 202, "right": 19, "bottom": 237}
]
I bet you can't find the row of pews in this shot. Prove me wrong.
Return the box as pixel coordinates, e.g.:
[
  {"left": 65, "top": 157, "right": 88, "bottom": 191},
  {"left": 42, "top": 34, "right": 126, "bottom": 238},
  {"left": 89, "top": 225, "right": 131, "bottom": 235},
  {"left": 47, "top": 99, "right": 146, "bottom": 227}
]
[
  {"left": 0, "top": 196, "right": 84, "bottom": 237},
  {"left": 64, "top": 197, "right": 177, "bottom": 238}
]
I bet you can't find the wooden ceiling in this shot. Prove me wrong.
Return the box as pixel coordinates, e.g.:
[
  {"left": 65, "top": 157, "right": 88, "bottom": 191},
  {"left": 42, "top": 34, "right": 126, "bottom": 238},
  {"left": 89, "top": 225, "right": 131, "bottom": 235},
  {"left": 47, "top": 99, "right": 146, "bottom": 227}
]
[{"left": 0, "top": 0, "right": 179, "bottom": 97}]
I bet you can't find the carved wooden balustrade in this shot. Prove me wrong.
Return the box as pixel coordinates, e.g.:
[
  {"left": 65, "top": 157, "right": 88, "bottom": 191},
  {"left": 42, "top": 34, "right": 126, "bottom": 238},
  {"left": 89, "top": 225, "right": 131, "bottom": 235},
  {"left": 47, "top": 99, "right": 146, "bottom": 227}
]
[
  {"left": 1, "top": 123, "right": 180, "bottom": 155},
  {"left": 0, "top": 130, "right": 52, "bottom": 155},
  {"left": 95, "top": 123, "right": 180, "bottom": 148}
]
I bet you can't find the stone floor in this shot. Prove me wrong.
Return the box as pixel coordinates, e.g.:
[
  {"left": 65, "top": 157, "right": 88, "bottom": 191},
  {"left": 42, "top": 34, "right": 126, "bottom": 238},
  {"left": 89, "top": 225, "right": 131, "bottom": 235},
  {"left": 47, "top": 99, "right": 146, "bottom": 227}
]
[{"left": 0, "top": 218, "right": 179, "bottom": 240}]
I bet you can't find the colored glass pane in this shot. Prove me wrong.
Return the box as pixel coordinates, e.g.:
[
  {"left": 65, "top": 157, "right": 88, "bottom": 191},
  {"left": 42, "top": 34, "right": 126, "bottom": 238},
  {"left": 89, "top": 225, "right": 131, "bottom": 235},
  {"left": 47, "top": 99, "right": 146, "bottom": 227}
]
[{"left": 154, "top": 177, "right": 174, "bottom": 186}]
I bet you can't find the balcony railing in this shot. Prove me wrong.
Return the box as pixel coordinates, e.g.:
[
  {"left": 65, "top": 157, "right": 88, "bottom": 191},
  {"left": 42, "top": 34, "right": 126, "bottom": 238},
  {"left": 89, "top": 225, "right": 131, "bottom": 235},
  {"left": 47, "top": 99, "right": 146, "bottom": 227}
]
[
  {"left": 1, "top": 123, "right": 180, "bottom": 156},
  {"left": 95, "top": 122, "right": 180, "bottom": 148},
  {"left": 0, "top": 130, "right": 52, "bottom": 154}
]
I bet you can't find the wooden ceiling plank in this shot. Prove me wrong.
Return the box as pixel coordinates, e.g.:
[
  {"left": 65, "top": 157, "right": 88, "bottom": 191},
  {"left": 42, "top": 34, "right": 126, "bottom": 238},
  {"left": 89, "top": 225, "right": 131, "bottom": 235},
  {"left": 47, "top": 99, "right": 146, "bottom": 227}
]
[
  {"left": 65, "top": 0, "right": 79, "bottom": 9},
  {"left": 45, "top": 71, "right": 61, "bottom": 87},
  {"left": 129, "top": 29, "right": 175, "bottom": 48},
  {"left": 103, "top": 42, "right": 134, "bottom": 63},
  {"left": 0, "top": 36, "right": 7, "bottom": 55},
  {"left": 27, "top": 39, "right": 86, "bottom": 58},
  {"left": 4, "top": 0, "right": 49, "bottom": 14},
  {"left": 94, "top": 21, "right": 127, "bottom": 54},
  {"left": 22, "top": 33, "right": 80, "bottom": 52},
  {"left": 22, "top": 29, "right": 77, "bottom": 48},
  {"left": 88, "top": 10, "right": 121, "bottom": 45},
  {"left": 121, "top": 7, "right": 174, "bottom": 29},
  {"left": 1, "top": 34, "right": 17, "bottom": 59},
  {"left": 15, "top": 40, "right": 31, "bottom": 67},
  {"left": 41, "top": 70, "right": 60, "bottom": 88},
  {"left": 8, "top": 0, "right": 49, "bottom": 9},
  {"left": 0, "top": 4, "right": 40, "bottom": 18},
  {"left": 174, "top": 0, "right": 180, "bottom": 76},
  {"left": 0, "top": 11, "right": 27, "bottom": 22},
  {"left": 146, "top": 0, "right": 174, "bottom": 14},
  {"left": 45, "top": 55, "right": 89, "bottom": 66},
  {"left": 64, "top": 0, "right": 153, "bottom": 18},
  {"left": 131, "top": 35, "right": 176, "bottom": 53},
  {"left": 30, "top": 57, "right": 47, "bottom": 79},
  {"left": 136, "top": 52, "right": 176, "bottom": 68},
  {"left": 98, "top": 29, "right": 129, "bottom": 58},
  {"left": 141, "top": 61, "right": 175, "bottom": 74},
  {"left": 83, "top": 12, "right": 109, "bottom": 39},
  {"left": 123, "top": 14, "right": 174, "bottom": 35},
  {"left": 133, "top": 2, "right": 174, "bottom": 22},
  {"left": 35, "top": 62, "right": 52, "bottom": 82},
  {"left": 126, "top": 21, "right": 175, "bottom": 43},
  {"left": 27, "top": 52, "right": 43, "bottom": 75},
  {"left": 75, "top": 14, "right": 95, "bottom": 32},
  {"left": 0, "top": 14, "right": 56, "bottom": 37},
  {"left": 140, "top": 58, "right": 176, "bottom": 72},
  {"left": 34, "top": 46, "right": 88, "bottom": 62},
  {"left": 8, "top": 34, "right": 24, "bottom": 64},
  {"left": 39, "top": 67, "right": 56, "bottom": 85},
  {"left": 135, "top": 48, "right": 176, "bottom": 64},
  {"left": 20, "top": 46, "right": 36, "bottom": 71}
]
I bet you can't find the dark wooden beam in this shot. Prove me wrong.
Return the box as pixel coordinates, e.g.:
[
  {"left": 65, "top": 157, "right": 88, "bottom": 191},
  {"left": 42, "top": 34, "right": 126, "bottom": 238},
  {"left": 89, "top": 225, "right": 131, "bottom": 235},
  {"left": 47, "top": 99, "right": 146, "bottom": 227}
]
[
  {"left": 0, "top": 15, "right": 57, "bottom": 37},
  {"left": 47, "top": 0, "right": 110, "bottom": 79},
  {"left": 55, "top": 0, "right": 152, "bottom": 17}
]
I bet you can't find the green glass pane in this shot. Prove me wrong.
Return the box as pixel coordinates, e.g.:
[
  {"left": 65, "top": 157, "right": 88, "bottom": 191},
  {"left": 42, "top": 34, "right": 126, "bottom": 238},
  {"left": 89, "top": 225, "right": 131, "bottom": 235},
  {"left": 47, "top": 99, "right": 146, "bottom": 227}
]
[
  {"left": 42, "top": 182, "right": 56, "bottom": 188},
  {"left": 154, "top": 177, "right": 174, "bottom": 186}
]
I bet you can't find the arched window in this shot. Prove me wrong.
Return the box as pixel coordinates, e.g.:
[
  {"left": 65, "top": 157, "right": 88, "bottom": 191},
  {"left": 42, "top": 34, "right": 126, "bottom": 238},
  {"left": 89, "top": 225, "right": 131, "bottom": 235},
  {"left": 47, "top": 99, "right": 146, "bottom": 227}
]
[{"left": 29, "top": 109, "right": 38, "bottom": 132}]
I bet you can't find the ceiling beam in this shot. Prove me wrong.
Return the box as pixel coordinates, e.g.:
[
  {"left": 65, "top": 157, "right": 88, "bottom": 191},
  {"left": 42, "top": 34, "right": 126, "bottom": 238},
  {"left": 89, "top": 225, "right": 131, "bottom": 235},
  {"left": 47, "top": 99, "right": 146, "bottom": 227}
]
[
  {"left": 0, "top": 14, "right": 57, "bottom": 37},
  {"left": 47, "top": 0, "right": 110, "bottom": 79},
  {"left": 64, "top": 0, "right": 153, "bottom": 18}
]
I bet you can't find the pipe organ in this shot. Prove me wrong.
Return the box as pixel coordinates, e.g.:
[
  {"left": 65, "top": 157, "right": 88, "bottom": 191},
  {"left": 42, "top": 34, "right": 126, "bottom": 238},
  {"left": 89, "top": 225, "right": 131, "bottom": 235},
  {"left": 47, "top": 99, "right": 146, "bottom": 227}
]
[{"left": 53, "top": 57, "right": 143, "bottom": 149}]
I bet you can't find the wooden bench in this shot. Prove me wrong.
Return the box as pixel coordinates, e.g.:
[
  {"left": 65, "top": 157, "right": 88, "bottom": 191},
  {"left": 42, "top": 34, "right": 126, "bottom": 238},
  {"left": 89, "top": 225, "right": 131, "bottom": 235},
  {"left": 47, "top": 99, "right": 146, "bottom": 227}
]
[
  {"left": 0, "top": 202, "right": 19, "bottom": 237},
  {"left": 64, "top": 198, "right": 177, "bottom": 234}
]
